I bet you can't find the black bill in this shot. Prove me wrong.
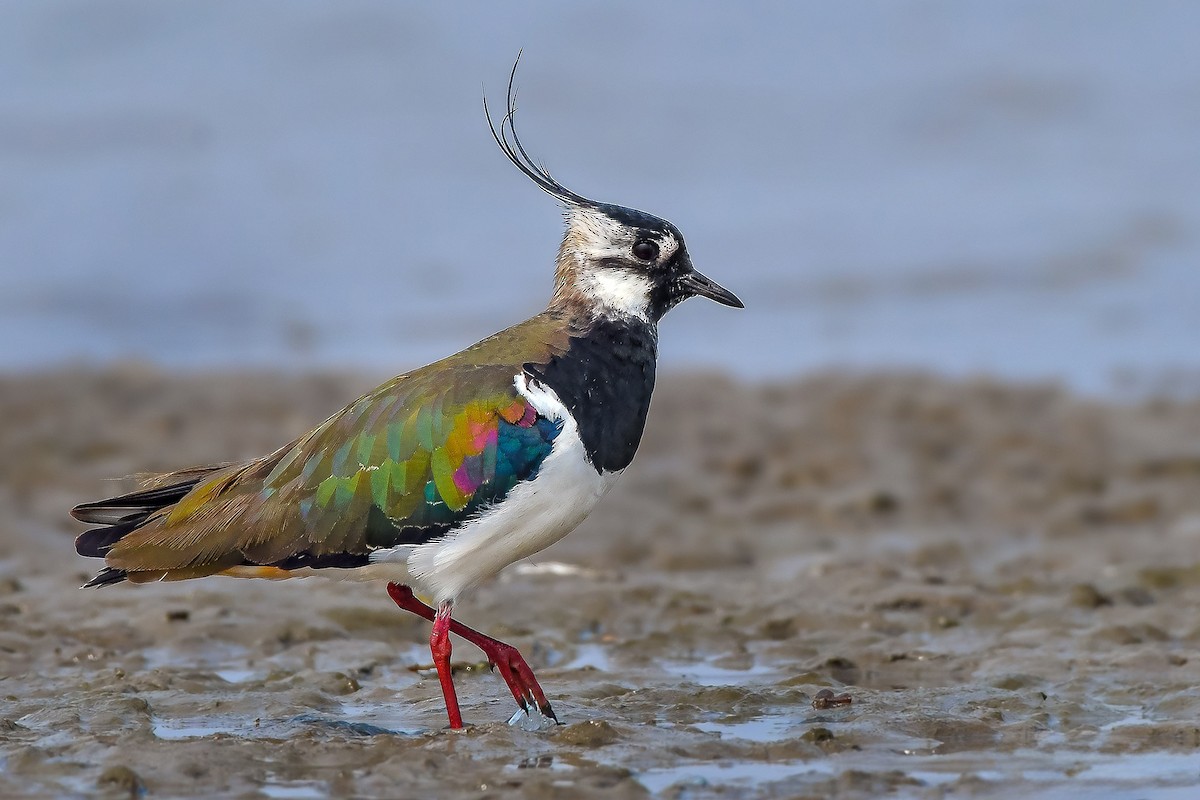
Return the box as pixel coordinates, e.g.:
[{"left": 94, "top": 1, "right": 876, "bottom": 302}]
[{"left": 681, "top": 270, "right": 744, "bottom": 308}]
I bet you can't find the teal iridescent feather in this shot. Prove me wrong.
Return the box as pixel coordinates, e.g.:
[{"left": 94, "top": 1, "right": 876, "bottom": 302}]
[{"left": 247, "top": 368, "right": 564, "bottom": 557}]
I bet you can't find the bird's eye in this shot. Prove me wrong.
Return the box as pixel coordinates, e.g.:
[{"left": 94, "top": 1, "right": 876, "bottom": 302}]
[{"left": 632, "top": 239, "right": 659, "bottom": 262}]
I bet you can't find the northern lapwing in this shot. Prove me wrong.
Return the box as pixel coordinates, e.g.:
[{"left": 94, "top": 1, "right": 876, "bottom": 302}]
[{"left": 71, "top": 61, "right": 743, "bottom": 730}]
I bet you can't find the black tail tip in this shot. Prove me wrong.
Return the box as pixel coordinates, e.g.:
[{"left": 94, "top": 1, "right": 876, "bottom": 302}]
[
  {"left": 82, "top": 568, "right": 128, "bottom": 588},
  {"left": 75, "top": 521, "right": 141, "bottom": 558}
]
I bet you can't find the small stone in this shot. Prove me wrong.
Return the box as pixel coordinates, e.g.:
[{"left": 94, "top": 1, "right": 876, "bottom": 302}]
[
  {"left": 1068, "top": 584, "right": 1112, "bottom": 609},
  {"left": 802, "top": 726, "right": 835, "bottom": 743},
  {"left": 317, "top": 671, "right": 360, "bottom": 695},
  {"left": 97, "top": 765, "right": 145, "bottom": 796},
  {"left": 760, "top": 617, "right": 796, "bottom": 640},
  {"left": 876, "top": 597, "right": 925, "bottom": 611},
  {"left": 869, "top": 491, "right": 899, "bottom": 513},
  {"left": 553, "top": 719, "right": 620, "bottom": 747},
  {"left": 812, "top": 688, "right": 853, "bottom": 709},
  {"left": 165, "top": 609, "right": 190, "bottom": 622}
]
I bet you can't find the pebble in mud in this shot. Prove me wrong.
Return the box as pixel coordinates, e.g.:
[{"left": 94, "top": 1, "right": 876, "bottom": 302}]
[
  {"left": 96, "top": 765, "right": 145, "bottom": 797},
  {"left": 812, "top": 689, "right": 853, "bottom": 709},
  {"left": 1068, "top": 584, "right": 1113, "bottom": 609},
  {"left": 801, "top": 726, "right": 835, "bottom": 743},
  {"left": 553, "top": 719, "right": 621, "bottom": 747},
  {"left": 313, "top": 671, "right": 361, "bottom": 696}
]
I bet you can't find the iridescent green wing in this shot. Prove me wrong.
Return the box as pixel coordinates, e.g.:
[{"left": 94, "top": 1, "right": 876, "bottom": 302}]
[
  {"left": 244, "top": 364, "right": 562, "bottom": 565},
  {"left": 102, "top": 313, "right": 571, "bottom": 575}
]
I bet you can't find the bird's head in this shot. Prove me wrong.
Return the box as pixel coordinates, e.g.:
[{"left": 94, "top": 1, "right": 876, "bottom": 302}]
[{"left": 486, "top": 61, "right": 743, "bottom": 324}]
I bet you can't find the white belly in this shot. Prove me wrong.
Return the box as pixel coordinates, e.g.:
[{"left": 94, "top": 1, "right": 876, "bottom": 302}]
[{"left": 370, "top": 373, "right": 621, "bottom": 604}]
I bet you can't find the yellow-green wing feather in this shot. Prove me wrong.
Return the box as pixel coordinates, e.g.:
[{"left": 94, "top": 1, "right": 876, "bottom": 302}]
[{"left": 97, "top": 314, "right": 571, "bottom": 579}]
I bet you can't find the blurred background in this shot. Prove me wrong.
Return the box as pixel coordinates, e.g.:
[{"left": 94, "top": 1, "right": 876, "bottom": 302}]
[
  {"left": 2, "top": 1, "right": 1198, "bottom": 395},
  {"left": 7, "top": 6, "right": 1200, "bottom": 795}
]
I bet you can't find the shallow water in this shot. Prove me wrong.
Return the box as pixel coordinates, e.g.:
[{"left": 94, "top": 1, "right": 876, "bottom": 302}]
[
  {"left": 9, "top": 600, "right": 1200, "bottom": 798},
  {"left": 4, "top": 371, "right": 1200, "bottom": 797},
  {"left": 2, "top": 3, "right": 1200, "bottom": 395}
]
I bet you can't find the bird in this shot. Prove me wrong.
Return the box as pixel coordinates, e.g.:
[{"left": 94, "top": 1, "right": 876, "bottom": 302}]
[{"left": 70, "top": 60, "right": 743, "bottom": 731}]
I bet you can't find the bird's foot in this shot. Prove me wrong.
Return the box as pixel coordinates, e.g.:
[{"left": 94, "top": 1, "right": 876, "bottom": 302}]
[
  {"left": 507, "top": 703, "right": 559, "bottom": 731},
  {"left": 385, "top": 582, "right": 559, "bottom": 726},
  {"left": 474, "top": 636, "right": 558, "bottom": 725}
]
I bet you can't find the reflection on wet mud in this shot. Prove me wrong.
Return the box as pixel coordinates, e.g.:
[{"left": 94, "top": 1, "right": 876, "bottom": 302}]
[{"left": 3, "top": 371, "right": 1200, "bottom": 797}]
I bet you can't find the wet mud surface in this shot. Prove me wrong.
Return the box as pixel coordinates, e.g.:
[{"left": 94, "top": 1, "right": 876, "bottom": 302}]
[{"left": 3, "top": 367, "right": 1200, "bottom": 798}]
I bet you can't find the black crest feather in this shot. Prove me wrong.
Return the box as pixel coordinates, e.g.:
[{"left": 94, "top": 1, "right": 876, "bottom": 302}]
[{"left": 485, "top": 53, "right": 597, "bottom": 209}]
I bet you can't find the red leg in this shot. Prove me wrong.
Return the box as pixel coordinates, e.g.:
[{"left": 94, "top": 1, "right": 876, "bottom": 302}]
[
  {"left": 430, "top": 602, "right": 463, "bottom": 730},
  {"left": 386, "top": 582, "right": 558, "bottom": 724}
]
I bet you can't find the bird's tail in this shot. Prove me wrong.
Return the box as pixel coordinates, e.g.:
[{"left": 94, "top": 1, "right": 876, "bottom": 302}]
[{"left": 71, "top": 465, "right": 233, "bottom": 587}]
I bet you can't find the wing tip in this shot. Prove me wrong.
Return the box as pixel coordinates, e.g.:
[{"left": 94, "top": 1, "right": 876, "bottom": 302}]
[
  {"left": 70, "top": 502, "right": 104, "bottom": 524},
  {"left": 81, "top": 567, "right": 128, "bottom": 588}
]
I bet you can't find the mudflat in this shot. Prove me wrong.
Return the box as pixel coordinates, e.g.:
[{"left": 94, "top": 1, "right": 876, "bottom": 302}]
[{"left": 2, "top": 367, "right": 1199, "bottom": 798}]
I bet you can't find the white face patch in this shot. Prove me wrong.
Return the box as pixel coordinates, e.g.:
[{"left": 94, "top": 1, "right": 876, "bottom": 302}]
[
  {"left": 577, "top": 269, "right": 654, "bottom": 320},
  {"left": 562, "top": 207, "right": 679, "bottom": 321}
]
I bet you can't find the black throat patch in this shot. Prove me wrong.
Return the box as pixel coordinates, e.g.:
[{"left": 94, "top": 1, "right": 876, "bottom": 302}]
[{"left": 525, "top": 318, "right": 658, "bottom": 473}]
